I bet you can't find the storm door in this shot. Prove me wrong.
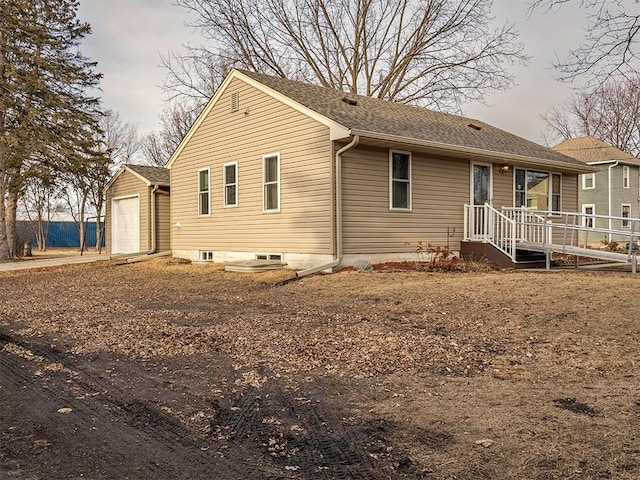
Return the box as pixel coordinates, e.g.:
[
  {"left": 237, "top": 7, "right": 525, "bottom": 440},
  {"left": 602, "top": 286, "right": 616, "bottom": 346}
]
[{"left": 470, "top": 163, "right": 493, "bottom": 238}]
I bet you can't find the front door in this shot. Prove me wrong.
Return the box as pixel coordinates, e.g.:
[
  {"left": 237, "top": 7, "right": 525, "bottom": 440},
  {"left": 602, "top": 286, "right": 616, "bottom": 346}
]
[{"left": 470, "top": 163, "right": 493, "bottom": 238}]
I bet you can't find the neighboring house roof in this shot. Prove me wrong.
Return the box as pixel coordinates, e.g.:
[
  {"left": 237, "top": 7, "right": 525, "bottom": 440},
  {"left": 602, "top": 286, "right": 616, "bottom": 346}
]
[
  {"left": 105, "top": 164, "right": 170, "bottom": 191},
  {"left": 168, "top": 69, "right": 594, "bottom": 173},
  {"left": 552, "top": 136, "right": 640, "bottom": 166}
]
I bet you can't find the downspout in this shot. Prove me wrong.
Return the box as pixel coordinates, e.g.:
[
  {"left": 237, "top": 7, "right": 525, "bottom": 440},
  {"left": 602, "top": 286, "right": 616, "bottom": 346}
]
[
  {"left": 147, "top": 185, "right": 159, "bottom": 254},
  {"left": 296, "top": 135, "right": 360, "bottom": 277},
  {"left": 608, "top": 162, "right": 619, "bottom": 233}
]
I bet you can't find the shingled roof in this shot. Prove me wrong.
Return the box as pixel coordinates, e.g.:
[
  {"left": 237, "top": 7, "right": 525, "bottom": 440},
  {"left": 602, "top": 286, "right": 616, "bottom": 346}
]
[
  {"left": 105, "top": 164, "right": 170, "bottom": 192},
  {"left": 552, "top": 136, "right": 640, "bottom": 166},
  {"left": 126, "top": 164, "right": 170, "bottom": 185},
  {"left": 236, "top": 70, "right": 591, "bottom": 172}
]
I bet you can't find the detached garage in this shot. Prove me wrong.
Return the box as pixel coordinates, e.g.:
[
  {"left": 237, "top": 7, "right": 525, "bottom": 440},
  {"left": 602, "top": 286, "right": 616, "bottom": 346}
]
[{"left": 105, "top": 165, "right": 170, "bottom": 255}]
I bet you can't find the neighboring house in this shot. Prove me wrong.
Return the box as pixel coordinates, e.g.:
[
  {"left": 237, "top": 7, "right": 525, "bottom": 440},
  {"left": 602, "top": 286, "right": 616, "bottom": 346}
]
[
  {"left": 105, "top": 164, "right": 170, "bottom": 255},
  {"left": 167, "top": 68, "right": 593, "bottom": 271},
  {"left": 553, "top": 136, "right": 640, "bottom": 244}
]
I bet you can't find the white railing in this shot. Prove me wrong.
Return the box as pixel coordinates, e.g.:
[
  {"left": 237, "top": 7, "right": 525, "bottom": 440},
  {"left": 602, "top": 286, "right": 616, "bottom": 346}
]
[
  {"left": 466, "top": 205, "right": 639, "bottom": 270},
  {"left": 463, "top": 204, "right": 516, "bottom": 261},
  {"left": 502, "top": 208, "right": 640, "bottom": 262}
]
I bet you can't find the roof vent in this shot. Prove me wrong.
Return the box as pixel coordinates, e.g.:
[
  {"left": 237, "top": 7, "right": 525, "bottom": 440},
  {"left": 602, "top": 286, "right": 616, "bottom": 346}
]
[
  {"left": 341, "top": 96, "right": 358, "bottom": 106},
  {"left": 468, "top": 123, "right": 482, "bottom": 131},
  {"left": 231, "top": 92, "right": 239, "bottom": 112}
]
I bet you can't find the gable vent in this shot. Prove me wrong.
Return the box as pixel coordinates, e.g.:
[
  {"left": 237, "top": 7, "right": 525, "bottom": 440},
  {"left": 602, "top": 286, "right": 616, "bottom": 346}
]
[
  {"left": 341, "top": 96, "right": 358, "bottom": 106},
  {"left": 231, "top": 92, "right": 239, "bottom": 112},
  {"left": 468, "top": 123, "right": 482, "bottom": 131}
]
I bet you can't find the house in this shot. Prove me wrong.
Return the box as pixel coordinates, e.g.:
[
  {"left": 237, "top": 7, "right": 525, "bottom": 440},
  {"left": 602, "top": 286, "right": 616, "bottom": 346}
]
[
  {"left": 167, "top": 69, "right": 594, "bottom": 272},
  {"left": 552, "top": 136, "right": 640, "bottom": 244},
  {"left": 105, "top": 164, "right": 170, "bottom": 255}
]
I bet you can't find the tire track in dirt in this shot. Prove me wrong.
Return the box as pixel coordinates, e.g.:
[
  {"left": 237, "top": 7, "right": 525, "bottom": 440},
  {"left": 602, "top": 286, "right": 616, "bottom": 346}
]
[{"left": 0, "top": 330, "right": 268, "bottom": 479}]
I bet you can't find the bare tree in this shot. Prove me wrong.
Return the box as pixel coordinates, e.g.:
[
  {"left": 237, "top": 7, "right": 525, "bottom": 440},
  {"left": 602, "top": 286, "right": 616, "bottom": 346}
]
[
  {"left": 141, "top": 101, "right": 200, "bottom": 166},
  {"left": 530, "top": 0, "right": 640, "bottom": 84},
  {"left": 90, "top": 110, "right": 139, "bottom": 252},
  {"left": 170, "top": 0, "right": 528, "bottom": 111},
  {"left": 542, "top": 75, "right": 640, "bottom": 155}
]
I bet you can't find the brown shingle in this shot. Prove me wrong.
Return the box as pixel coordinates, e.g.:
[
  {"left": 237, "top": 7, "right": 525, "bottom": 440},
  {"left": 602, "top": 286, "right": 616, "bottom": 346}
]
[
  {"left": 552, "top": 136, "right": 640, "bottom": 166},
  {"left": 238, "top": 69, "right": 588, "bottom": 169},
  {"left": 126, "top": 164, "right": 170, "bottom": 186}
]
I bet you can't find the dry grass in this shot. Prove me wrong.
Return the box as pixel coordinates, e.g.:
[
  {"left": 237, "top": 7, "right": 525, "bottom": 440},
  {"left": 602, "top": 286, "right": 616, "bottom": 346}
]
[{"left": 1, "top": 258, "right": 639, "bottom": 479}]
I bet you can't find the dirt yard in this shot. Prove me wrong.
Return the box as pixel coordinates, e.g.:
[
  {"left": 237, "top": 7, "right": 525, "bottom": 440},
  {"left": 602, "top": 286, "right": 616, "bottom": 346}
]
[{"left": 1, "top": 258, "right": 639, "bottom": 479}]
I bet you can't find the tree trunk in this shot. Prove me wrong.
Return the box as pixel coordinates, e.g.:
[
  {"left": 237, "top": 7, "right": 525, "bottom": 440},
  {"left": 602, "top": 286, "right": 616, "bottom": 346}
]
[
  {"left": 0, "top": 175, "right": 10, "bottom": 260},
  {"left": 6, "top": 190, "right": 18, "bottom": 258}
]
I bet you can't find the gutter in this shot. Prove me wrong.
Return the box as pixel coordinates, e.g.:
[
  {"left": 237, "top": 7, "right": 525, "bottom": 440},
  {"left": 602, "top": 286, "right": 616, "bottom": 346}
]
[
  {"left": 608, "top": 162, "right": 619, "bottom": 232},
  {"left": 148, "top": 185, "right": 159, "bottom": 255},
  {"left": 296, "top": 135, "right": 360, "bottom": 277},
  {"left": 349, "top": 129, "right": 599, "bottom": 174}
]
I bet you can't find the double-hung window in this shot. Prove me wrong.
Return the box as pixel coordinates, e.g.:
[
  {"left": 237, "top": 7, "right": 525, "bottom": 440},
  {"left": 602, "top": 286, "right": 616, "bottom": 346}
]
[
  {"left": 223, "top": 162, "right": 238, "bottom": 207},
  {"left": 623, "top": 165, "right": 630, "bottom": 189},
  {"left": 622, "top": 204, "right": 631, "bottom": 228},
  {"left": 582, "top": 173, "right": 595, "bottom": 190},
  {"left": 390, "top": 150, "right": 411, "bottom": 210},
  {"left": 515, "top": 169, "right": 561, "bottom": 211},
  {"left": 198, "top": 167, "right": 210, "bottom": 216},
  {"left": 263, "top": 153, "right": 280, "bottom": 212}
]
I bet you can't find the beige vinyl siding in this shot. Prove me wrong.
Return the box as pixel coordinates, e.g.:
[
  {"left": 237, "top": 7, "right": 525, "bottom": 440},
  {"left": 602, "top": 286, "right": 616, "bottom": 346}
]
[
  {"left": 492, "top": 164, "right": 514, "bottom": 208},
  {"left": 105, "top": 170, "right": 149, "bottom": 254},
  {"left": 156, "top": 191, "right": 171, "bottom": 251},
  {"left": 562, "top": 174, "right": 578, "bottom": 213},
  {"left": 342, "top": 146, "right": 468, "bottom": 253},
  {"left": 170, "top": 77, "right": 333, "bottom": 254}
]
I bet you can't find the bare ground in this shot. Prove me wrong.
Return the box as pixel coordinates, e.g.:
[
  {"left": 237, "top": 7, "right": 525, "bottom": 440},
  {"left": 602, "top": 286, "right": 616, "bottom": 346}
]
[{"left": 1, "top": 258, "right": 639, "bottom": 479}]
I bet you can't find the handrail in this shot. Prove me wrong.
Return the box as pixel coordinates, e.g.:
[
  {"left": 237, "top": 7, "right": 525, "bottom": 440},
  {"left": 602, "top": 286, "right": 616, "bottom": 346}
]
[
  {"left": 464, "top": 204, "right": 516, "bottom": 261},
  {"left": 466, "top": 206, "right": 639, "bottom": 272}
]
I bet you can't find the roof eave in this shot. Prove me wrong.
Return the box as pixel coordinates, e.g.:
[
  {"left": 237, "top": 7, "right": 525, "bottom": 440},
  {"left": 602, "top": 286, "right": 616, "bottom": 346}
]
[{"left": 349, "top": 130, "right": 598, "bottom": 174}]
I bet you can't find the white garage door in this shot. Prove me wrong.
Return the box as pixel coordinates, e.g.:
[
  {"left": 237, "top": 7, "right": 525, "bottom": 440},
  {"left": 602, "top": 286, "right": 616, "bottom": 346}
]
[{"left": 112, "top": 196, "right": 140, "bottom": 254}]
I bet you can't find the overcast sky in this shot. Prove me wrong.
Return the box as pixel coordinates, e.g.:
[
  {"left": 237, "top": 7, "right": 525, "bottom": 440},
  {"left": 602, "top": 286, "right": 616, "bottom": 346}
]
[{"left": 77, "top": 0, "right": 587, "bottom": 147}]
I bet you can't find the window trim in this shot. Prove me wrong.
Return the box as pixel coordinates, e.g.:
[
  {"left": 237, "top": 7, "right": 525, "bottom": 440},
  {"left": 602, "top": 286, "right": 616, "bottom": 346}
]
[
  {"left": 389, "top": 150, "right": 412, "bottom": 211},
  {"left": 582, "top": 203, "right": 595, "bottom": 228},
  {"left": 514, "top": 168, "right": 562, "bottom": 212},
  {"left": 582, "top": 172, "right": 595, "bottom": 190},
  {"left": 621, "top": 203, "right": 631, "bottom": 229},
  {"left": 223, "top": 161, "right": 238, "bottom": 208},
  {"left": 622, "top": 165, "right": 630, "bottom": 189},
  {"left": 197, "top": 167, "right": 210, "bottom": 217},
  {"left": 262, "top": 152, "right": 280, "bottom": 213}
]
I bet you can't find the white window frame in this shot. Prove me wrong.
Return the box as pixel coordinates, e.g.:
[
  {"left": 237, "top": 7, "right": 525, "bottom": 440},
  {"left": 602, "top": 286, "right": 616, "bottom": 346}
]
[
  {"left": 262, "top": 153, "right": 280, "bottom": 213},
  {"left": 621, "top": 203, "right": 631, "bottom": 229},
  {"left": 582, "top": 172, "right": 595, "bottom": 190},
  {"left": 514, "top": 168, "right": 562, "bottom": 211},
  {"left": 389, "top": 150, "right": 412, "bottom": 211},
  {"left": 623, "top": 165, "right": 630, "bottom": 189},
  {"left": 583, "top": 204, "right": 595, "bottom": 228},
  {"left": 223, "top": 161, "right": 238, "bottom": 208},
  {"left": 198, "top": 167, "right": 210, "bottom": 217}
]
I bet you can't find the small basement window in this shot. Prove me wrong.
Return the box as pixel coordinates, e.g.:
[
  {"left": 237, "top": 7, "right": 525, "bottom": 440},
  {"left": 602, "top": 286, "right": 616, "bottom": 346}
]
[
  {"left": 200, "top": 251, "right": 214, "bottom": 261},
  {"left": 255, "top": 253, "right": 282, "bottom": 261}
]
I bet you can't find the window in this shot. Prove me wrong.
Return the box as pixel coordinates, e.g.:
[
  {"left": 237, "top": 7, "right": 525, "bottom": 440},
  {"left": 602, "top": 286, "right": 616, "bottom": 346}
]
[
  {"left": 514, "top": 169, "right": 561, "bottom": 211},
  {"left": 623, "top": 165, "right": 630, "bottom": 189},
  {"left": 256, "top": 253, "right": 282, "bottom": 261},
  {"left": 198, "top": 168, "right": 210, "bottom": 216},
  {"left": 583, "top": 204, "right": 595, "bottom": 228},
  {"left": 200, "top": 251, "right": 214, "bottom": 261},
  {"left": 622, "top": 204, "right": 631, "bottom": 229},
  {"left": 390, "top": 150, "right": 411, "bottom": 210},
  {"left": 263, "top": 153, "right": 280, "bottom": 212},
  {"left": 223, "top": 162, "right": 238, "bottom": 207},
  {"left": 551, "top": 174, "right": 561, "bottom": 212},
  {"left": 582, "top": 173, "right": 595, "bottom": 190}
]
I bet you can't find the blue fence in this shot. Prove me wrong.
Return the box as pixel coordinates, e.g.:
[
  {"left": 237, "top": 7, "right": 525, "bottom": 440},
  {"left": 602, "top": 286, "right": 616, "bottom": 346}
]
[{"left": 18, "top": 221, "right": 105, "bottom": 248}]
